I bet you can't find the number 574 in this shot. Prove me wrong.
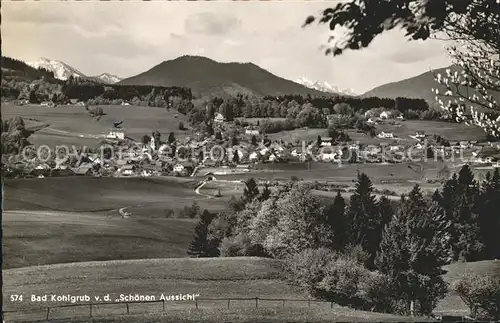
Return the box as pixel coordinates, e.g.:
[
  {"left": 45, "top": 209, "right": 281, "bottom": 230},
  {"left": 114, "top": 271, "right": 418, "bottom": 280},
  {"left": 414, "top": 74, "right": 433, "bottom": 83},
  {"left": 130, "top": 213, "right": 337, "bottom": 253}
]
[{"left": 10, "top": 295, "right": 23, "bottom": 302}]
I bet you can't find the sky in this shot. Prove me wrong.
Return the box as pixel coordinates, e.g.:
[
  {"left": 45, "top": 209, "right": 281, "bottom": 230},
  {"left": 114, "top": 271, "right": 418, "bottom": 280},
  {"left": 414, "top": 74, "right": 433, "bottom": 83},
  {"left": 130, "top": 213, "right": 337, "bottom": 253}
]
[{"left": 2, "top": 1, "right": 453, "bottom": 94}]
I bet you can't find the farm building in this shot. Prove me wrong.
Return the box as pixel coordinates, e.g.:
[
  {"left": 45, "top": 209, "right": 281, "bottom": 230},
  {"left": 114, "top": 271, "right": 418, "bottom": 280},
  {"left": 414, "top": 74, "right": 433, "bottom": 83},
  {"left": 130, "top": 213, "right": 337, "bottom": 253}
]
[
  {"left": 245, "top": 128, "right": 260, "bottom": 136},
  {"left": 40, "top": 101, "right": 55, "bottom": 107},
  {"left": 378, "top": 131, "right": 394, "bottom": 139},
  {"left": 380, "top": 110, "right": 403, "bottom": 119},
  {"left": 72, "top": 165, "right": 94, "bottom": 176},
  {"left": 119, "top": 164, "right": 137, "bottom": 176},
  {"left": 415, "top": 131, "right": 426, "bottom": 139},
  {"left": 106, "top": 131, "right": 125, "bottom": 140}
]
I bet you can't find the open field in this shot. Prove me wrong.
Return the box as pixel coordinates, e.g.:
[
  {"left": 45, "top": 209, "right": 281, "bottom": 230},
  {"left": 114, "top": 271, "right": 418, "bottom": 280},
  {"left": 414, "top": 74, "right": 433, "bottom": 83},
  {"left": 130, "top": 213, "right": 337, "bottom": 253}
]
[
  {"left": 375, "top": 120, "right": 488, "bottom": 142},
  {"left": 3, "top": 258, "right": 431, "bottom": 322},
  {"left": 267, "top": 128, "right": 325, "bottom": 142},
  {"left": 265, "top": 120, "right": 487, "bottom": 144},
  {"left": 207, "top": 162, "right": 439, "bottom": 183},
  {"left": 435, "top": 260, "right": 500, "bottom": 316},
  {"left": 2, "top": 210, "right": 197, "bottom": 269},
  {"left": 1, "top": 103, "right": 190, "bottom": 148},
  {"left": 3, "top": 176, "right": 230, "bottom": 215},
  {"left": 24, "top": 308, "right": 433, "bottom": 322},
  {"left": 5, "top": 258, "right": 494, "bottom": 322}
]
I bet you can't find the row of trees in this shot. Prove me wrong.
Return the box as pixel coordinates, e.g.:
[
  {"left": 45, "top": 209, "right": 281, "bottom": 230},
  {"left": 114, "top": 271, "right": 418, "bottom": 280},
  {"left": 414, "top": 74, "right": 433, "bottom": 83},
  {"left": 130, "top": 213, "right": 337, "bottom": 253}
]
[
  {"left": 187, "top": 166, "right": 500, "bottom": 316},
  {"left": 188, "top": 95, "right": 433, "bottom": 127}
]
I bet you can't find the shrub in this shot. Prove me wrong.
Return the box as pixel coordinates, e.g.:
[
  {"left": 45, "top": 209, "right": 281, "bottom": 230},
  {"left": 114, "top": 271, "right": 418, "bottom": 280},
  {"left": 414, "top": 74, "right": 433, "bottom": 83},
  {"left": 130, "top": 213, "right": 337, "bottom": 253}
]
[
  {"left": 180, "top": 201, "right": 200, "bottom": 218},
  {"left": 317, "top": 256, "right": 368, "bottom": 306},
  {"left": 219, "top": 233, "right": 267, "bottom": 257},
  {"left": 283, "top": 248, "right": 338, "bottom": 295},
  {"left": 343, "top": 244, "right": 370, "bottom": 266},
  {"left": 178, "top": 122, "right": 186, "bottom": 130},
  {"left": 453, "top": 273, "right": 500, "bottom": 320},
  {"left": 359, "top": 271, "right": 398, "bottom": 313}
]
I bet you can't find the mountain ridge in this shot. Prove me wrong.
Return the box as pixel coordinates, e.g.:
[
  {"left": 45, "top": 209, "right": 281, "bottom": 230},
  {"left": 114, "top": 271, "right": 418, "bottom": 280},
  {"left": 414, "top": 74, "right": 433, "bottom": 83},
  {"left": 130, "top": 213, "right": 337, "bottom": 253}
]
[
  {"left": 26, "top": 57, "right": 122, "bottom": 84},
  {"left": 118, "top": 55, "right": 334, "bottom": 98}
]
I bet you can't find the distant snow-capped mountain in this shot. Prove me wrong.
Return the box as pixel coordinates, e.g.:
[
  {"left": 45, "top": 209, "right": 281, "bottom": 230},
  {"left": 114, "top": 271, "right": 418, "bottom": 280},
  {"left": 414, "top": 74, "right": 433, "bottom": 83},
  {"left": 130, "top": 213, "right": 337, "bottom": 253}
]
[
  {"left": 27, "top": 57, "right": 87, "bottom": 81},
  {"left": 295, "top": 77, "right": 358, "bottom": 96},
  {"left": 94, "top": 73, "right": 122, "bottom": 84},
  {"left": 26, "top": 57, "right": 121, "bottom": 84}
]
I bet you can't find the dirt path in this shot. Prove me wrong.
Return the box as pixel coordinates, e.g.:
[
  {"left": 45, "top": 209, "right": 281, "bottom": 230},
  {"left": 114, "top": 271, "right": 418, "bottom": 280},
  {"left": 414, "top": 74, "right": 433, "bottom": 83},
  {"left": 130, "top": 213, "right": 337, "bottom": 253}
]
[{"left": 195, "top": 180, "right": 214, "bottom": 199}]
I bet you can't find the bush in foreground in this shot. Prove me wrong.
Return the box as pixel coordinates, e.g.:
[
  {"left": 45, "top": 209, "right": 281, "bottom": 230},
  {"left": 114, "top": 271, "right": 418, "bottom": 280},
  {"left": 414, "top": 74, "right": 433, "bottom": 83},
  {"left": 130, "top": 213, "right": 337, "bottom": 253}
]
[
  {"left": 452, "top": 273, "right": 500, "bottom": 320},
  {"left": 283, "top": 248, "right": 370, "bottom": 306}
]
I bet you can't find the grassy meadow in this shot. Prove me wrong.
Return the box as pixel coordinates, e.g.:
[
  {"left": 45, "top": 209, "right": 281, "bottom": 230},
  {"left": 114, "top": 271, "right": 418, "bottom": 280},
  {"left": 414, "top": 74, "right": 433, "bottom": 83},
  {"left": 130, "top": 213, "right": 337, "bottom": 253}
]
[
  {"left": 3, "top": 176, "right": 230, "bottom": 214},
  {"left": 1, "top": 103, "right": 190, "bottom": 148},
  {"left": 3, "top": 257, "right": 433, "bottom": 323}
]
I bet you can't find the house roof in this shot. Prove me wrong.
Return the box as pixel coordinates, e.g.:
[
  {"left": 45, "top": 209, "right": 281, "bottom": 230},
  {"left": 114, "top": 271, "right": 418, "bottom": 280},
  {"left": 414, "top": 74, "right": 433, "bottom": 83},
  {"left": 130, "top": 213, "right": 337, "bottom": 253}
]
[{"left": 71, "top": 165, "right": 93, "bottom": 175}]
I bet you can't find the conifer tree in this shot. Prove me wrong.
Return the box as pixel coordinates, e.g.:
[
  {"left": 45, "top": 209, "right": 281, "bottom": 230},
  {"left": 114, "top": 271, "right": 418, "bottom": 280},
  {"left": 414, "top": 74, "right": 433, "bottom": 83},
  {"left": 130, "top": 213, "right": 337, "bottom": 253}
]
[
  {"left": 187, "top": 210, "right": 217, "bottom": 257},
  {"left": 232, "top": 149, "right": 240, "bottom": 164},
  {"left": 259, "top": 183, "right": 272, "bottom": 202},
  {"left": 478, "top": 168, "right": 500, "bottom": 259},
  {"left": 452, "top": 165, "right": 484, "bottom": 261},
  {"left": 378, "top": 195, "right": 394, "bottom": 230},
  {"left": 375, "top": 185, "right": 450, "bottom": 316},
  {"left": 346, "top": 172, "right": 381, "bottom": 267},
  {"left": 316, "top": 135, "right": 322, "bottom": 147},
  {"left": 251, "top": 135, "right": 258, "bottom": 146},
  {"left": 243, "top": 178, "right": 260, "bottom": 203},
  {"left": 325, "top": 191, "right": 348, "bottom": 250}
]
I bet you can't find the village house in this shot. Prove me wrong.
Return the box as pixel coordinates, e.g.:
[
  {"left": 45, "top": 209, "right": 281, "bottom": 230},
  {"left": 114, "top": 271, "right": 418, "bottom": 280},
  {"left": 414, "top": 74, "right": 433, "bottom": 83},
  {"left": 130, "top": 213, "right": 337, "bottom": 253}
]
[
  {"left": 415, "top": 131, "right": 426, "bottom": 139},
  {"left": 379, "top": 110, "right": 403, "bottom": 120},
  {"left": 107, "top": 131, "right": 125, "bottom": 140},
  {"left": 119, "top": 164, "right": 137, "bottom": 176},
  {"left": 378, "top": 131, "right": 394, "bottom": 139},
  {"left": 40, "top": 101, "right": 55, "bottom": 107},
  {"left": 72, "top": 165, "right": 94, "bottom": 176},
  {"left": 214, "top": 112, "right": 225, "bottom": 123},
  {"left": 245, "top": 128, "right": 260, "bottom": 136},
  {"left": 249, "top": 151, "right": 260, "bottom": 162},
  {"left": 459, "top": 141, "right": 470, "bottom": 149},
  {"left": 320, "top": 137, "right": 333, "bottom": 147}
]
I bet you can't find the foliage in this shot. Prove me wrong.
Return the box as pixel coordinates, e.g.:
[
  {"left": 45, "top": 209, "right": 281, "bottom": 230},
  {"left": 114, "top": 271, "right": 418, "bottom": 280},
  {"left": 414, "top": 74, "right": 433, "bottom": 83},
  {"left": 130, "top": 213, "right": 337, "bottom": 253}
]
[
  {"left": 303, "top": 0, "right": 500, "bottom": 136},
  {"left": 263, "top": 184, "right": 332, "bottom": 258},
  {"left": 375, "top": 185, "right": 450, "bottom": 316},
  {"left": 219, "top": 233, "right": 267, "bottom": 257},
  {"left": 187, "top": 210, "right": 218, "bottom": 257},
  {"left": 453, "top": 273, "right": 500, "bottom": 320},
  {"left": 243, "top": 178, "right": 260, "bottom": 203},
  {"left": 345, "top": 172, "right": 383, "bottom": 268},
  {"left": 180, "top": 201, "right": 201, "bottom": 219},
  {"left": 284, "top": 248, "right": 370, "bottom": 306}
]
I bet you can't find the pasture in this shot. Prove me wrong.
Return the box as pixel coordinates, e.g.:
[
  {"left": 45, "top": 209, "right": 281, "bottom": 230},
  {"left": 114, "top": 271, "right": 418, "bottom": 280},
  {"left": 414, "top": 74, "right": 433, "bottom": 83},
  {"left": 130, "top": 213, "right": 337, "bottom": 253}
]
[
  {"left": 2, "top": 210, "right": 196, "bottom": 269},
  {"left": 435, "top": 260, "right": 500, "bottom": 316},
  {"left": 3, "top": 257, "right": 430, "bottom": 322},
  {"left": 3, "top": 176, "right": 230, "bottom": 215},
  {"left": 375, "top": 120, "right": 488, "bottom": 142},
  {"left": 1, "top": 103, "right": 190, "bottom": 148}
]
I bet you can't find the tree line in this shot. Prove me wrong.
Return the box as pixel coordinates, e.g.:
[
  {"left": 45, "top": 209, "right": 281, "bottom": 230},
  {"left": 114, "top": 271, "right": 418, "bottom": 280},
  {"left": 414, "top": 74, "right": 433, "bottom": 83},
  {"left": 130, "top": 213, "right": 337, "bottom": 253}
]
[{"left": 186, "top": 166, "right": 500, "bottom": 318}]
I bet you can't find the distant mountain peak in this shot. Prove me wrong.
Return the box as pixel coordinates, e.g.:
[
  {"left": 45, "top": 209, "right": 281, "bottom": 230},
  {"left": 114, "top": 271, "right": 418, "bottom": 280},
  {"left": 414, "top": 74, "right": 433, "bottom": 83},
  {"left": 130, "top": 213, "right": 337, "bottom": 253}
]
[
  {"left": 295, "top": 77, "right": 357, "bottom": 96},
  {"left": 27, "top": 57, "right": 87, "bottom": 81},
  {"left": 94, "top": 73, "right": 122, "bottom": 84},
  {"left": 119, "top": 55, "right": 332, "bottom": 97}
]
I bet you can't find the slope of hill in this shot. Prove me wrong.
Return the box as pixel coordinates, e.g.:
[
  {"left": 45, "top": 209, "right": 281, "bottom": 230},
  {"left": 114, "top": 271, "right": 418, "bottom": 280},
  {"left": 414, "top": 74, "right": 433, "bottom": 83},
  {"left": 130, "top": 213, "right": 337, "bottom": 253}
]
[
  {"left": 27, "top": 57, "right": 88, "bottom": 81},
  {"left": 119, "top": 55, "right": 331, "bottom": 98},
  {"left": 1, "top": 56, "right": 55, "bottom": 80},
  {"left": 295, "top": 77, "right": 357, "bottom": 96},
  {"left": 362, "top": 65, "right": 500, "bottom": 109}
]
